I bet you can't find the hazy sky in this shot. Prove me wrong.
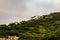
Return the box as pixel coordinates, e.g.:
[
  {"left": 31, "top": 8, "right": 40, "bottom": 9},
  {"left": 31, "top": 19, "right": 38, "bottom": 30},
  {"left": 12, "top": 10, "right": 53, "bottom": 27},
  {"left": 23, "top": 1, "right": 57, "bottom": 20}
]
[{"left": 0, "top": 0, "right": 60, "bottom": 24}]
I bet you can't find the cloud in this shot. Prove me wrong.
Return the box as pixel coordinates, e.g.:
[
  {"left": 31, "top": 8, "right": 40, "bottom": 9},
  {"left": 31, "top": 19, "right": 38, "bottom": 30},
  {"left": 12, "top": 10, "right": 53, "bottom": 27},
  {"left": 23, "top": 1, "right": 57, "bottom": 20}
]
[{"left": 0, "top": 0, "right": 60, "bottom": 24}]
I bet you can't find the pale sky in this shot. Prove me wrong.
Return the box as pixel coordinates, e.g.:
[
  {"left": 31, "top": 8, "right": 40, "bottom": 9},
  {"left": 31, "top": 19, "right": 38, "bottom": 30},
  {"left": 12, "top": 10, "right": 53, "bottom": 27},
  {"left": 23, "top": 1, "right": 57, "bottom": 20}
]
[{"left": 0, "top": 0, "right": 60, "bottom": 24}]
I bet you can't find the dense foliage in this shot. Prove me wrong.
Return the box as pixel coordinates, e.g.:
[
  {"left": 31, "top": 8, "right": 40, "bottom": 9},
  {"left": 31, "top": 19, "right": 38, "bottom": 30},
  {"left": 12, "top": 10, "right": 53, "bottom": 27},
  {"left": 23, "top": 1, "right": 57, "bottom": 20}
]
[{"left": 0, "top": 12, "right": 60, "bottom": 40}]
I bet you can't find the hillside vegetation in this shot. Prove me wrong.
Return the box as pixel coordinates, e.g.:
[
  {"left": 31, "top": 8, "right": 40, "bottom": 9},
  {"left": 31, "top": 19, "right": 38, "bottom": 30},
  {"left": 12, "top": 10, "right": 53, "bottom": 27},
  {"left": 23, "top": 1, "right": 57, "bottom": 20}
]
[{"left": 0, "top": 12, "right": 60, "bottom": 40}]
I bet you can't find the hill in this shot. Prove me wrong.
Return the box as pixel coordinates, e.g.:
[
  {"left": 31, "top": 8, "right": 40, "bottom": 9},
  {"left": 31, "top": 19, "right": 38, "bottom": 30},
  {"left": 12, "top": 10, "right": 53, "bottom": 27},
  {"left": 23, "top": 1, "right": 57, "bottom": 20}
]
[{"left": 0, "top": 12, "right": 60, "bottom": 40}]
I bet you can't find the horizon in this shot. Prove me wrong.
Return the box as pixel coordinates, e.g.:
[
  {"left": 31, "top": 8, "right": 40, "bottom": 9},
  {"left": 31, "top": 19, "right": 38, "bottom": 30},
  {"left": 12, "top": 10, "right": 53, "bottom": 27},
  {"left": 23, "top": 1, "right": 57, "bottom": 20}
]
[{"left": 0, "top": 0, "right": 60, "bottom": 24}]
